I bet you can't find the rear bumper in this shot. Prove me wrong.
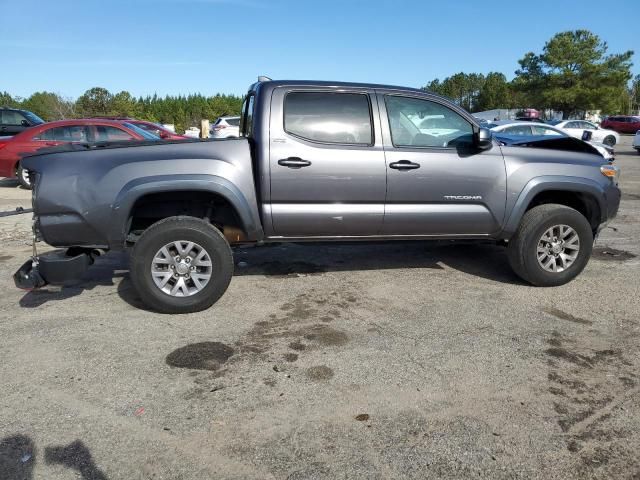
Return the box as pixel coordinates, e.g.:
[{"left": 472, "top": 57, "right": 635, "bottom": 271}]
[{"left": 14, "top": 249, "right": 93, "bottom": 289}]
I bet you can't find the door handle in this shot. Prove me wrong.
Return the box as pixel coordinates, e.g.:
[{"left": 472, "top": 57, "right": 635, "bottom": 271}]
[
  {"left": 389, "top": 160, "right": 420, "bottom": 170},
  {"left": 278, "top": 157, "right": 312, "bottom": 168}
]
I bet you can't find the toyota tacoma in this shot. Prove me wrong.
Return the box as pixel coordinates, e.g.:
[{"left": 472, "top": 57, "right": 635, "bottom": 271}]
[{"left": 14, "top": 79, "right": 621, "bottom": 313}]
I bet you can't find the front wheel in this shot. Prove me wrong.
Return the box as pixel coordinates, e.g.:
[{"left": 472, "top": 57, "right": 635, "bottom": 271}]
[
  {"left": 130, "top": 216, "right": 234, "bottom": 313},
  {"left": 507, "top": 204, "right": 593, "bottom": 286},
  {"left": 16, "top": 163, "right": 32, "bottom": 190},
  {"left": 602, "top": 135, "right": 616, "bottom": 147}
]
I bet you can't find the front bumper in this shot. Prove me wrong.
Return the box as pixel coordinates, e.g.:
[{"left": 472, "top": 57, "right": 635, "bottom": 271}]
[{"left": 14, "top": 249, "right": 94, "bottom": 290}]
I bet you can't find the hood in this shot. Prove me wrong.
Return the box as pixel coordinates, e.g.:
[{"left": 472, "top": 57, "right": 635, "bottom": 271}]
[{"left": 494, "top": 134, "right": 606, "bottom": 158}]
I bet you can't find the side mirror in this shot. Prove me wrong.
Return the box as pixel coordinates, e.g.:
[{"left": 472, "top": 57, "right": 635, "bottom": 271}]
[
  {"left": 21, "top": 120, "right": 29, "bottom": 127},
  {"left": 158, "top": 131, "right": 169, "bottom": 139},
  {"left": 475, "top": 127, "right": 493, "bottom": 150}
]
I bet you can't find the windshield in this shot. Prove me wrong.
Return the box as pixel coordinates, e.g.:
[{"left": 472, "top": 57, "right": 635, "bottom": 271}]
[
  {"left": 123, "top": 123, "right": 161, "bottom": 140},
  {"left": 23, "top": 111, "right": 45, "bottom": 124}
]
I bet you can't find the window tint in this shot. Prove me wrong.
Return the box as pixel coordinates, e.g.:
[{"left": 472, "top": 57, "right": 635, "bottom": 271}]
[
  {"left": 503, "top": 125, "right": 533, "bottom": 136},
  {"left": 385, "top": 96, "right": 473, "bottom": 148},
  {"left": 226, "top": 118, "right": 240, "bottom": 127},
  {"left": 94, "top": 125, "right": 135, "bottom": 141},
  {"left": 1, "top": 110, "right": 27, "bottom": 125},
  {"left": 284, "top": 92, "right": 373, "bottom": 145},
  {"left": 35, "top": 126, "right": 89, "bottom": 142}
]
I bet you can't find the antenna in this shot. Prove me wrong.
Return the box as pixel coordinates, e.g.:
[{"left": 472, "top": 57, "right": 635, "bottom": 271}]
[{"left": 258, "top": 75, "right": 272, "bottom": 82}]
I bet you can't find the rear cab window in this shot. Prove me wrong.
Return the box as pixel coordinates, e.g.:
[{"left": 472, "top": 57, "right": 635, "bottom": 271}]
[
  {"left": 240, "top": 94, "right": 255, "bottom": 137},
  {"left": 283, "top": 92, "right": 373, "bottom": 145}
]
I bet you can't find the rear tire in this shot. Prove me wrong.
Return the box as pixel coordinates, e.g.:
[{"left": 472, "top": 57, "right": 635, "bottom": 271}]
[
  {"left": 507, "top": 204, "right": 593, "bottom": 286},
  {"left": 130, "top": 216, "right": 234, "bottom": 314},
  {"left": 603, "top": 135, "right": 616, "bottom": 147},
  {"left": 16, "top": 163, "right": 32, "bottom": 190}
]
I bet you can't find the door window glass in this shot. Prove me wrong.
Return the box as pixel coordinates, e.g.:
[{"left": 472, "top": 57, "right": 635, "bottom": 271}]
[
  {"left": 531, "top": 126, "right": 564, "bottom": 136},
  {"left": 385, "top": 96, "right": 473, "bottom": 148},
  {"left": 1, "top": 110, "right": 27, "bottom": 125},
  {"left": 284, "top": 92, "right": 373, "bottom": 145},
  {"left": 503, "top": 125, "right": 533, "bottom": 136},
  {"left": 94, "top": 125, "right": 135, "bottom": 141},
  {"left": 34, "top": 126, "right": 89, "bottom": 141}
]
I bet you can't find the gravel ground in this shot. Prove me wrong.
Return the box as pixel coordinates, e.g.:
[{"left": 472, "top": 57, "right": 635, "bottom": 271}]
[{"left": 1, "top": 137, "right": 639, "bottom": 479}]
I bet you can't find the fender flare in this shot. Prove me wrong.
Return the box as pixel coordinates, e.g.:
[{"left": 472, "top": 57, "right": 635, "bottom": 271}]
[
  {"left": 109, "top": 174, "right": 263, "bottom": 246},
  {"left": 501, "top": 175, "right": 606, "bottom": 237}
]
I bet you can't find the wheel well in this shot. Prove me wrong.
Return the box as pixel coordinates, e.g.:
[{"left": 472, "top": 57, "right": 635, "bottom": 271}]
[
  {"left": 126, "top": 191, "right": 247, "bottom": 244},
  {"left": 526, "top": 190, "right": 601, "bottom": 232}
]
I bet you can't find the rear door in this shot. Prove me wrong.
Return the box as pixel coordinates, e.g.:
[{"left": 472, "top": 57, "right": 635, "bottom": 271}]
[
  {"left": 268, "top": 87, "right": 386, "bottom": 236},
  {"left": 378, "top": 91, "right": 506, "bottom": 236}
]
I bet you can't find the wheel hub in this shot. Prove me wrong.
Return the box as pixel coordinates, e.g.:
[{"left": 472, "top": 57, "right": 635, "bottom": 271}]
[
  {"left": 536, "top": 224, "right": 580, "bottom": 273},
  {"left": 151, "top": 241, "right": 213, "bottom": 297}
]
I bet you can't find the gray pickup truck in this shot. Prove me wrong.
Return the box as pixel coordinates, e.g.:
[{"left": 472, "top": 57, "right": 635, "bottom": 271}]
[{"left": 15, "top": 79, "right": 621, "bottom": 313}]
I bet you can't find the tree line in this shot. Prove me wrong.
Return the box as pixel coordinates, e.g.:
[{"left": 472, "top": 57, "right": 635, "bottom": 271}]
[
  {"left": 1, "top": 30, "right": 638, "bottom": 127},
  {"left": 0, "top": 88, "right": 243, "bottom": 134},
  {"left": 424, "top": 30, "right": 638, "bottom": 119}
]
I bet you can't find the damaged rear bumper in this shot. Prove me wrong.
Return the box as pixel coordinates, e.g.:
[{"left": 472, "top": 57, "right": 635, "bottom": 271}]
[{"left": 14, "top": 249, "right": 94, "bottom": 290}]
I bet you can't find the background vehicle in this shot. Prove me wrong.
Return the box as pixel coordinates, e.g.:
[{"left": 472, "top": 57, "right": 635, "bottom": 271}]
[
  {"left": 634, "top": 131, "right": 640, "bottom": 154},
  {"left": 601, "top": 115, "right": 640, "bottom": 134},
  {"left": 96, "top": 117, "right": 188, "bottom": 140},
  {"left": 0, "top": 108, "right": 45, "bottom": 136},
  {"left": 488, "top": 121, "right": 614, "bottom": 160},
  {"left": 16, "top": 79, "right": 620, "bottom": 314},
  {"left": 548, "top": 119, "right": 619, "bottom": 146},
  {"left": 210, "top": 116, "right": 240, "bottom": 138},
  {"left": 0, "top": 119, "right": 159, "bottom": 189}
]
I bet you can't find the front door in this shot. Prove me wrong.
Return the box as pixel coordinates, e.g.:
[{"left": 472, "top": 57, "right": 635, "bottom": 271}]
[
  {"left": 378, "top": 92, "right": 506, "bottom": 236},
  {"left": 268, "top": 88, "right": 386, "bottom": 237}
]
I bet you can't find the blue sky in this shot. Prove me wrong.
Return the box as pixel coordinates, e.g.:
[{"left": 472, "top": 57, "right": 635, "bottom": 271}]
[{"left": 2, "top": 0, "right": 638, "bottom": 99}]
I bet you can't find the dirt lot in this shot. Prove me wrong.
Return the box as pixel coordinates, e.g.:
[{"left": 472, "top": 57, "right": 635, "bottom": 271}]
[{"left": 1, "top": 137, "right": 639, "bottom": 479}]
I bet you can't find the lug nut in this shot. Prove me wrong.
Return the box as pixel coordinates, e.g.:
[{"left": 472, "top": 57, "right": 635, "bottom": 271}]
[
  {"left": 190, "top": 266, "right": 195, "bottom": 271},
  {"left": 186, "top": 257, "right": 191, "bottom": 263},
  {"left": 170, "top": 265, "right": 175, "bottom": 269}
]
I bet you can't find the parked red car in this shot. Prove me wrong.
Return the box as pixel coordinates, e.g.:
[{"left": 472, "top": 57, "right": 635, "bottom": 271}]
[
  {"left": 0, "top": 119, "right": 158, "bottom": 189},
  {"left": 94, "top": 117, "right": 187, "bottom": 140},
  {"left": 600, "top": 115, "right": 640, "bottom": 134}
]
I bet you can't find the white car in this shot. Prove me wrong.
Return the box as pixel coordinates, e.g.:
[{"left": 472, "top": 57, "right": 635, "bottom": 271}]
[
  {"left": 210, "top": 116, "right": 240, "bottom": 138},
  {"left": 633, "top": 130, "right": 640, "bottom": 155},
  {"left": 489, "top": 121, "right": 614, "bottom": 161},
  {"left": 548, "top": 120, "right": 620, "bottom": 147}
]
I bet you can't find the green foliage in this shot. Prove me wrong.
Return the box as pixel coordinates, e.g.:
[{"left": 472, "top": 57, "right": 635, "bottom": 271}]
[
  {"left": 514, "top": 30, "right": 633, "bottom": 118},
  {"left": 424, "top": 71, "right": 514, "bottom": 112},
  {"left": 424, "top": 30, "right": 634, "bottom": 117},
  {"left": 21, "top": 92, "right": 75, "bottom": 121}
]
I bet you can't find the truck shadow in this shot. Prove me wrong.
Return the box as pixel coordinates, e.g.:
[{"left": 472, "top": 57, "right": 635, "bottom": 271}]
[
  {"left": 18, "top": 252, "right": 130, "bottom": 309},
  {"left": 232, "top": 241, "right": 524, "bottom": 284},
  {"left": 17, "top": 242, "right": 524, "bottom": 310},
  {"left": 0, "top": 178, "right": 21, "bottom": 188}
]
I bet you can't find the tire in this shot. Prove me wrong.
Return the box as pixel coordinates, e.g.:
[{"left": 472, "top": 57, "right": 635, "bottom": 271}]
[
  {"left": 16, "top": 163, "right": 32, "bottom": 190},
  {"left": 603, "top": 135, "right": 616, "bottom": 147},
  {"left": 130, "top": 216, "right": 234, "bottom": 314},
  {"left": 507, "top": 204, "right": 593, "bottom": 287}
]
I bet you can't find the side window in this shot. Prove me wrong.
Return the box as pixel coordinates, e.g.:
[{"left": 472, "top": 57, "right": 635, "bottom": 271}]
[
  {"left": 564, "top": 121, "right": 578, "bottom": 128},
  {"left": 284, "top": 92, "right": 373, "bottom": 145},
  {"left": 531, "top": 126, "right": 563, "bottom": 136},
  {"left": 240, "top": 94, "right": 255, "bottom": 137},
  {"left": 94, "top": 125, "right": 135, "bottom": 141},
  {"left": 504, "top": 125, "right": 533, "bottom": 136},
  {"left": 1, "top": 110, "right": 27, "bottom": 126},
  {"left": 34, "top": 127, "right": 72, "bottom": 141},
  {"left": 385, "top": 95, "right": 473, "bottom": 148}
]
